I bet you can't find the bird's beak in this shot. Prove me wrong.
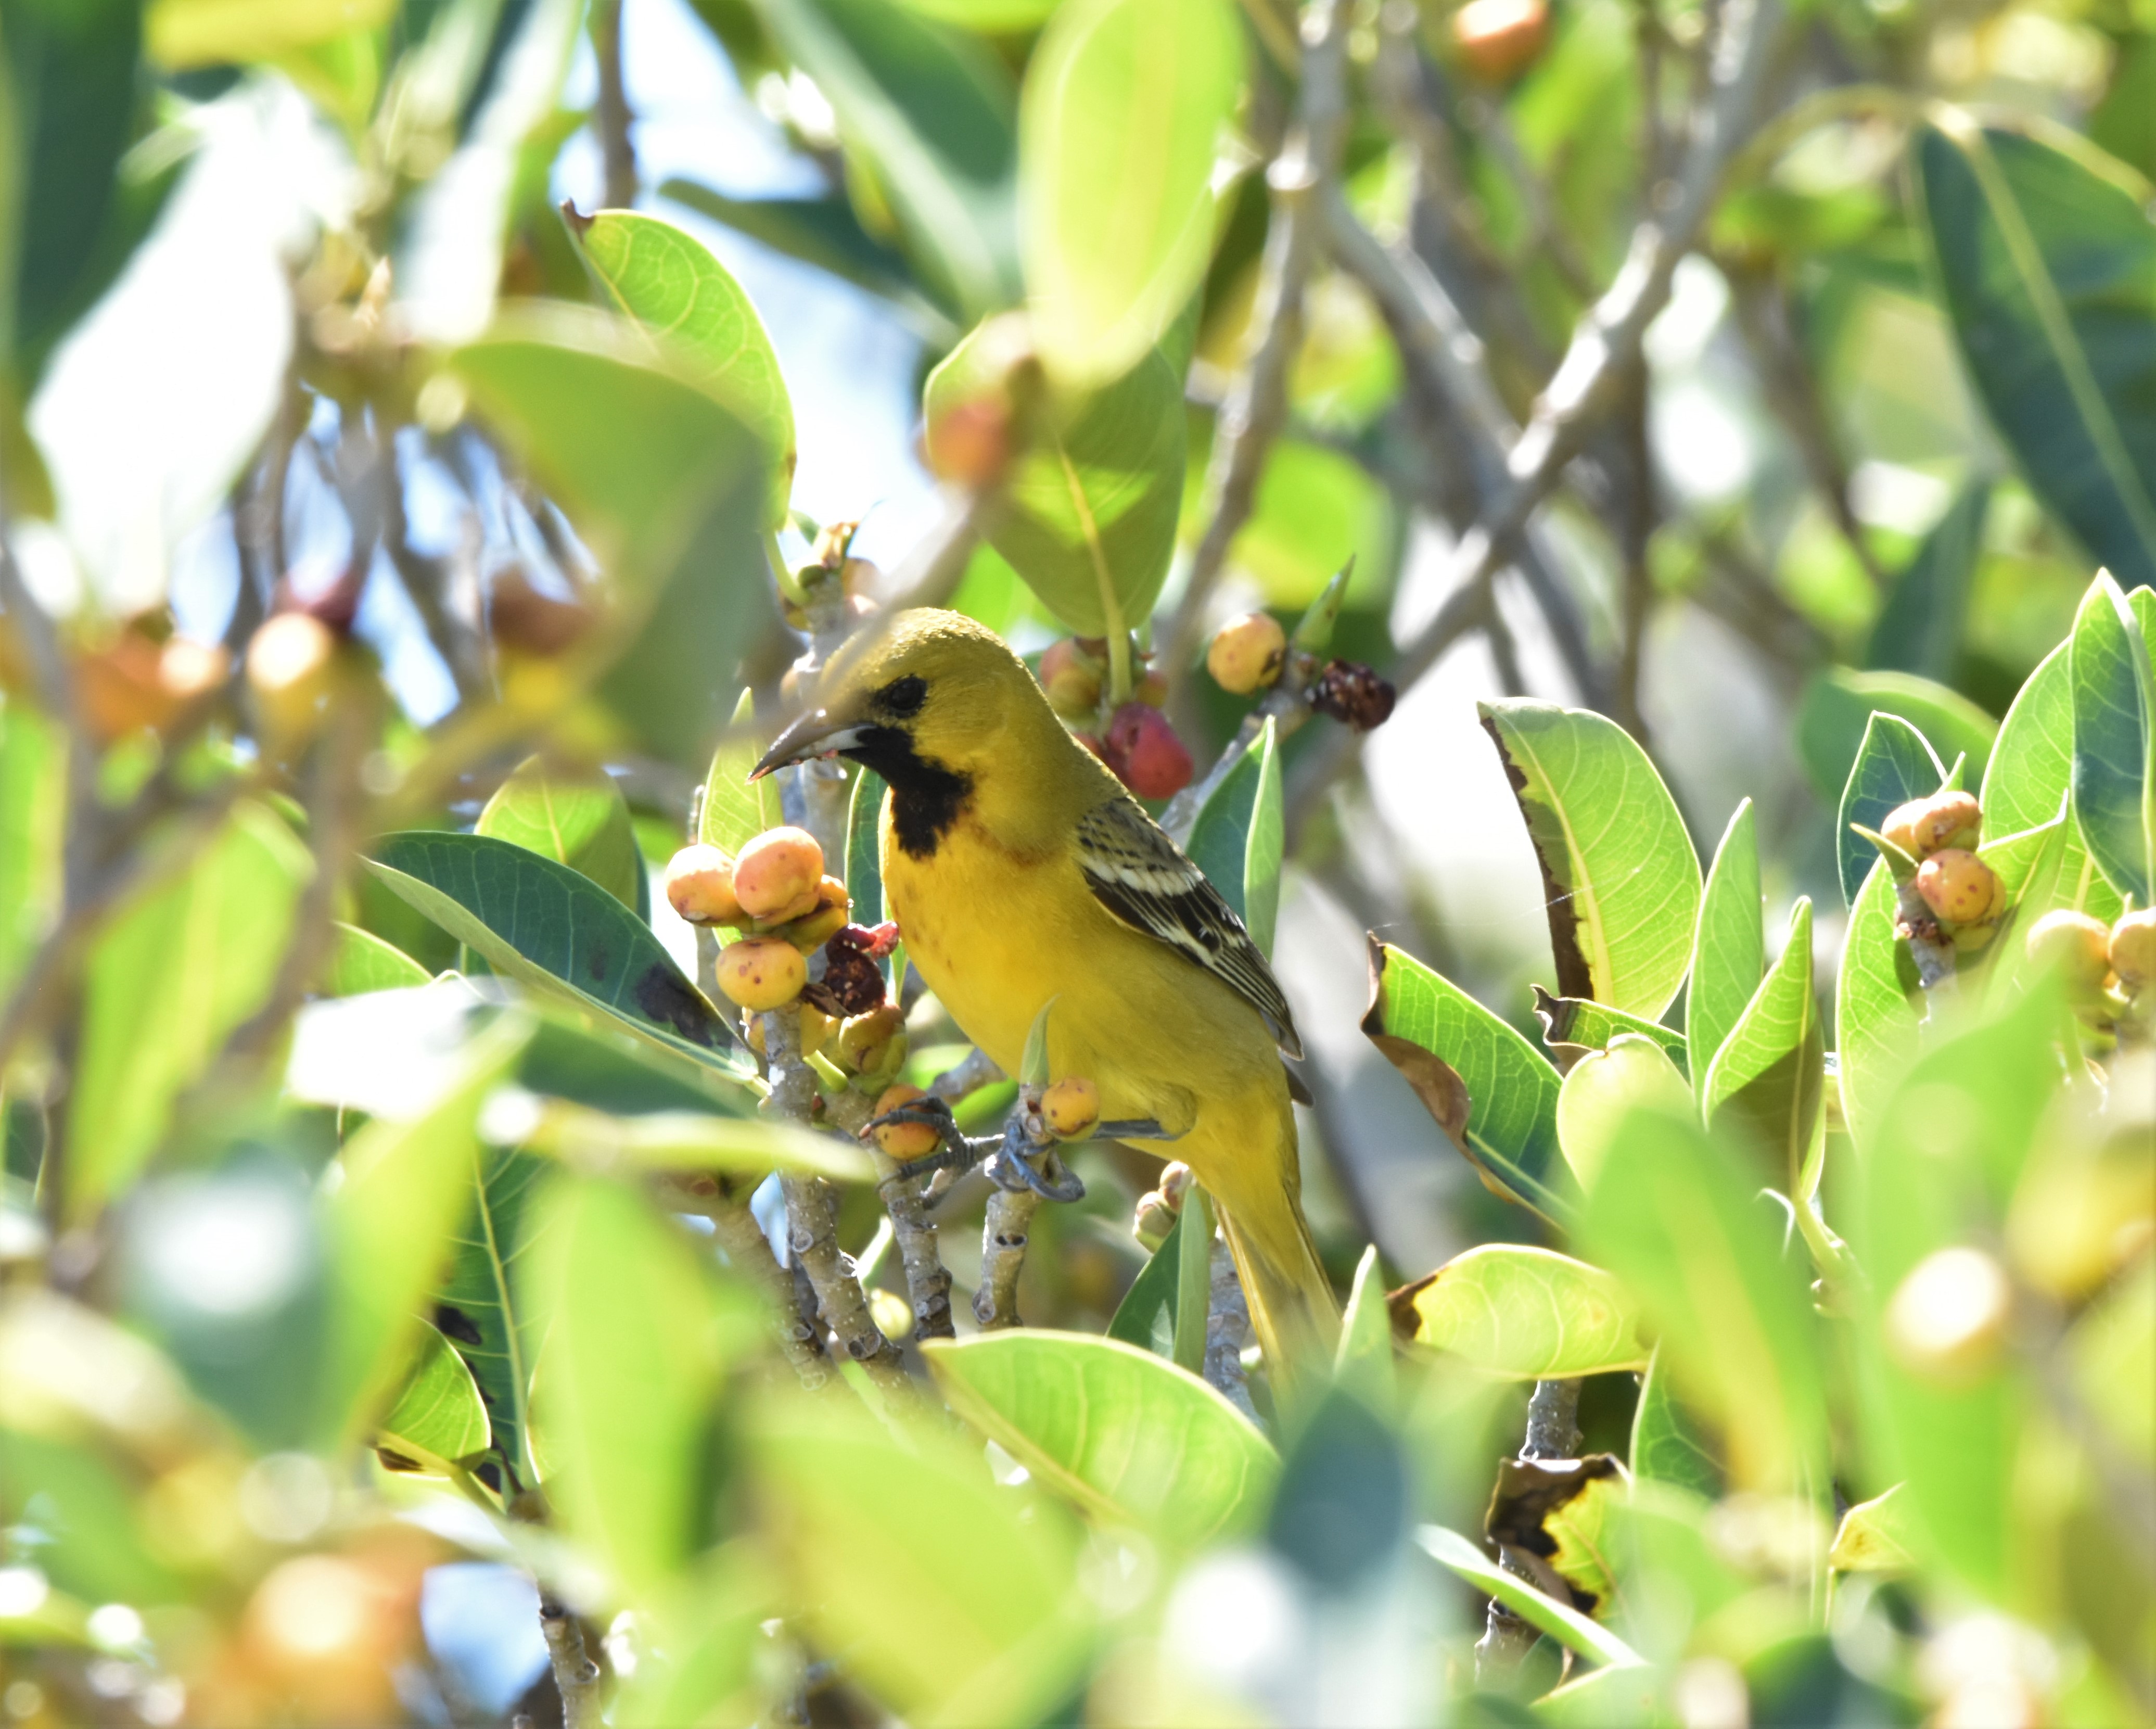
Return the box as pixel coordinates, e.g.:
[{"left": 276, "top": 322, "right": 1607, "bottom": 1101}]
[{"left": 749, "top": 707, "right": 871, "bottom": 781}]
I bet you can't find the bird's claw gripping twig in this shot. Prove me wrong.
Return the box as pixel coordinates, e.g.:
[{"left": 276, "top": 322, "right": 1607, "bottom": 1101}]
[{"left": 985, "top": 1139, "right": 1087, "bottom": 1204}]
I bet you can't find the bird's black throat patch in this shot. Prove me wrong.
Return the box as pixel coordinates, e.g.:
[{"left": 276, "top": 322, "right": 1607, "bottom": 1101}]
[{"left": 842, "top": 724, "right": 973, "bottom": 858}]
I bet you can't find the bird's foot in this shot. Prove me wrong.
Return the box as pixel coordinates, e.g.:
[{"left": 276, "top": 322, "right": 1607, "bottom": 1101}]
[
  {"left": 985, "top": 1139, "right": 1087, "bottom": 1204},
  {"left": 870, "top": 1096, "right": 1001, "bottom": 1186}
]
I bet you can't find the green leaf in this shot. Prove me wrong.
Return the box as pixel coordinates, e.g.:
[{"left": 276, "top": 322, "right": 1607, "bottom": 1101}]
[
  {"left": 365, "top": 831, "right": 750, "bottom": 1082},
  {"left": 1332, "top": 1244, "right": 1397, "bottom": 1413},
  {"left": 1912, "top": 121, "right": 2156, "bottom": 588},
  {"left": 525, "top": 1176, "right": 756, "bottom": 1603},
  {"left": 0, "top": 1429, "right": 176, "bottom": 1607},
  {"left": 847, "top": 768, "right": 888, "bottom": 927},
  {"left": 1106, "top": 1199, "right": 1189, "bottom": 1361},
  {"left": 1171, "top": 1184, "right": 1214, "bottom": 1376},
  {"left": 1796, "top": 667, "right": 1997, "bottom": 811},
  {"left": 2067, "top": 574, "right": 2155, "bottom": 905},
  {"left": 748, "top": 1394, "right": 1091, "bottom": 1728},
  {"left": 701, "top": 688, "right": 779, "bottom": 857},
  {"left": 477, "top": 756, "right": 642, "bottom": 910},
  {"left": 67, "top": 803, "right": 311, "bottom": 1222},
  {"left": 1361, "top": 940, "right": 1573, "bottom": 1227},
  {"left": 923, "top": 1331, "right": 1275, "bottom": 1550},
  {"left": 1534, "top": 988, "right": 1689, "bottom": 1078},
  {"left": 1835, "top": 714, "right": 1946, "bottom": 908},
  {"left": 1629, "top": 1343, "right": 1721, "bottom": 1501},
  {"left": 1686, "top": 798, "right": 1762, "bottom": 1093},
  {"left": 1392, "top": 1245, "right": 1648, "bottom": 1379},
  {"left": 146, "top": 0, "right": 394, "bottom": 66},
  {"left": 1554, "top": 1035, "right": 1693, "bottom": 1192},
  {"left": 1829, "top": 1484, "right": 1917, "bottom": 1574},
  {"left": 926, "top": 322, "right": 1185, "bottom": 637},
  {"left": 659, "top": 179, "right": 939, "bottom": 326},
  {"left": 1231, "top": 442, "right": 1397, "bottom": 612},
  {"left": 1986, "top": 639, "right": 2125, "bottom": 924},
  {"left": 2070, "top": 1253, "right": 2155, "bottom": 1466},
  {"left": 1478, "top": 700, "right": 1702, "bottom": 1020},
  {"left": 324, "top": 1013, "right": 535, "bottom": 1448},
  {"left": 1185, "top": 716, "right": 1282, "bottom": 955},
  {"left": 450, "top": 307, "right": 769, "bottom": 768},
  {"left": 900, "top": 0, "right": 1063, "bottom": 27},
  {"left": 0, "top": 701, "right": 61, "bottom": 1000},
  {"left": 574, "top": 210, "right": 797, "bottom": 528},
  {"left": 1703, "top": 899, "right": 1825, "bottom": 1199},
  {"left": 518, "top": 1099, "right": 874, "bottom": 1184},
  {"left": 1416, "top": 1525, "right": 1648, "bottom": 1671},
  {"left": 1849, "top": 983, "right": 2066, "bottom": 1599},
  {"left": 755, "top": 0, "right": 1020, "bottom": 320},
  {"left": 323, "top": 922, "right": 431, "bottom": 996},
  {"left": 1834, "top": 858, "right": 1924, "bottom": 1151},
  {"left": 1018, "top": 0, "right": 1242, "bottom": 387},
  {"left": 376, "top": 1323, "right": 492, "bottom": 1476},
  {"left": 436, "top": 1147, "right": 551, "bottom": 1493},
  {"left": 615, "top": 1552, "right": 768, "bottom": 1729},
  {"left": 1864, "top": 481, "right": 1989, "bottom": 680},
  {"left": 1580, "top": 1107, "right": 1830, "bottom": 1493}
]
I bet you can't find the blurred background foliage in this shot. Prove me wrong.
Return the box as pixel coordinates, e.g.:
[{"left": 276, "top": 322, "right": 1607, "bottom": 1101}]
[{"left": 0, "top": 0, "right": 2150, "bottom": 1721}]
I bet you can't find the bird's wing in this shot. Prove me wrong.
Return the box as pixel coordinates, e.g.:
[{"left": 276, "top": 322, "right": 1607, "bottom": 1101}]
[{"left": 1074, "top": 795, "right": 1304, "bottom": 1060}]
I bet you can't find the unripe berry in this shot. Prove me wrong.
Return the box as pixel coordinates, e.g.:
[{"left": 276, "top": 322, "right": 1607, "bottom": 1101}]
[
  {"left": 1039, "top": 639, "right": 1102, "bottom": 716},
  {"left": 1915, "top": 848, "right": 2001, "bottom": 926},
  {"left": 1132, "top": 1192, "right": 1176, "bottom": 1251},
  {"left": 2111, "top": 908, "right": 2155, "bottom": 988},
  {"left": 247, "top": 613, "right": 339, "bottom": 747},
  {"left": 1104, "top": 702, "right": 1193, "bottom": 799},
  {"left": 715, "top": 936, "right": 806, "bottom": 1011},
  {"left": 665, "top": 844, "right": 744, "bottom": 925},
  {"left": 1453, "top": 0, "right": 1548, "bottom": 81},
  {"left": 782, "top": 876, "right": 852, "bottom": 949},
  {"left": 732, "top": 827, "right": 825, "bottom": 921},
  {"left": 838, "top": 1004, "right": 907, "bottom": 1074},
  {"left": 868, "top": 1287, "right": 913, "bottom": 1342},
  {"left": 1207, "top": 612, "right": 1287, "bottom": 695},
  {"left": 1881, "top": 791, "right": 1982, "bottom": 861},
  {"left": 2024, "top": 911, "right": 2113, "bottom": 996},
  {"left": 872, "top": 1083, "right": 939, "bottom": 1159},
  {"left": 1885, "top": 1245, "right": 2012, "bottom": 1386},
  {"left": 1041, "top": 1076, "right": 1100, "bottom": 1139}
]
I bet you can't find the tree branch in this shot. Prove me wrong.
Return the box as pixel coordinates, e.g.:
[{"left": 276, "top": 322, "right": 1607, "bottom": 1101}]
[{"left": 591, "top": 0, "right": 639, "bottom": 209}]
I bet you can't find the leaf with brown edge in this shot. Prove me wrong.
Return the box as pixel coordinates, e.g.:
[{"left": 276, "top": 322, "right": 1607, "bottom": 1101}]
[
  {"left": 1360, "top": 936, "right": 1574, "bottom": 1226},
  {"left": 1485, "top": 1454, "right": 1630, "bottom": 1619}
]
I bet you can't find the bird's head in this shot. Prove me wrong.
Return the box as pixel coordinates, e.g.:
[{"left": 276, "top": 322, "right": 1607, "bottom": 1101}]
[{"left": 750, "top": 609, "right": 1051, "bottom": 792}]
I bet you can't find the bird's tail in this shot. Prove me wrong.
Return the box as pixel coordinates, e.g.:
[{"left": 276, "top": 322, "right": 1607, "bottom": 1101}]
[{"left": 1215, "top": 1180, "right": 1341, "bottom": 1399}]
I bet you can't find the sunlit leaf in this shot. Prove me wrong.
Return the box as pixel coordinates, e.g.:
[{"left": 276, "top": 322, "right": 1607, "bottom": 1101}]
[
  {"left": 1703, "top": 899, "right": 1825, "bottom": 1199},
  {"left": 1416, "top": 1525, "right": 1647, "bottom": 1671},
  {"left": 1018, "top": 0, "right": 1242, "bottom": 386},
  {"left": 1913, "top": 121, "right": 2156, "bottom": 587},
  {"left": 1629, "top": 1344, "right": 1721, "bottom": 1502},
  {"left": 1534, "top": 989, "right": 1689, "bottom": 1077},
  {"left": 525, "top": 1176, "right": 757, "bottom": 1602},
  {"left": 1686, "top": 798, "right": 1761, "bottom": 1091},
  {"left": 1185, "top": 716, "right": 1282, "bottom": 955},
  {"left": 1333, "top": 1245, "right": 1397, "bottom": 1413},
  {"left": 0, "top": 702, "right": 61, "bottom": 999},
  {"left": 322, "top": 922, "right": 431, "bottom": 996},
  {"left": 659, "top": 177, "right": 938, "bottom": 326},
  {"left": 748, "top": 1393, "right": 1091, "bottom": 1727},
  {"left": 1391, "top": 1245, "right": 1647, "bottom": 1379},
  {"left": 146, "top": 0, "right": 394, "bottom": 66},
  {"left": 1479, "top": 700, "right": 1701, "bottom": 1020},
  {"left": 2066, "top": 574, "right": 2155, "bottom": 905},
  {"left": 701, "top": 688, "right": 780, "bottom": 859},
  {"left": 376, "top": 1321, "right": 492, "bottom": 1476},
  {"left": 1580, "top": 1108, "right": 1829, "bottom": 1493},
  {"left": 365, "top": 832, "right": 750, "bottom": 1082},
  {"left": 755, "top": 0, "right": 1020, "bottom": 319},
  {"left": 1986, "top": 639, "right": 2124, "bottom": 924},
  {"left": 1555, "top": 1035, "right": 1692, "bottom": 1191},
  {"left": 575, "top": 210, "right": 797, "bottom": 528},
  {"left": 436, "top": 1147, "right": 551, "bottom": 1494},
  {"left": 923, "top": 1331, "right": 1274, "bottom": 1550},
  {"left": 926, "top": 318, "right": 1184, "bottom": 635},
  {"left": 68, "top": 803, "right": 311, "bottom": 1222},
  {"left": 324, "top": 1012, "right": 535, "bottom": 1448},
  {"left": 2070, "top": 1252, "right": 2155, "bottom": 1465},
  {"left": 1485, "top": 1455, "right": 1628, "bottom": 1618},
  {"left": 478, "top": 756, "right": 643, "bottom": 911},
  {"left": 1796, "top": 667, "right": 1996, "bottom": 810},
  {"left": 518, "top": 1099, "right": 874, "bottom": 1184},
  {"left": 1829, "top": 1484, "right": 1917, "bottom": 1574},
  {"left": 1834, "top": 714, "right": 1945, "bottom": 908},
  {"left": 1361, "top": 939, "right": 1573, "bottom": 1226}
]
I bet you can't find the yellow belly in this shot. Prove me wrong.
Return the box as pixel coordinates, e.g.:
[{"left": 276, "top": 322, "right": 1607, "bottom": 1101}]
[{"left": 880, "top": 807, "right": 1284, "bottom": 1152}]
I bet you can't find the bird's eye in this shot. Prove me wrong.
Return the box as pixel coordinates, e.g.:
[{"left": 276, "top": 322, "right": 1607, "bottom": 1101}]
[{"left": 877, "top": 675, "right": 927, "bottom": 717}]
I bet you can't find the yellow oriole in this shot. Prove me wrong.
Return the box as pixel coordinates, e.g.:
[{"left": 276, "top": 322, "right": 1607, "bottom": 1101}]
[{"left": 755, "top": 609, "right": 1340, "bottom": 1381}]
